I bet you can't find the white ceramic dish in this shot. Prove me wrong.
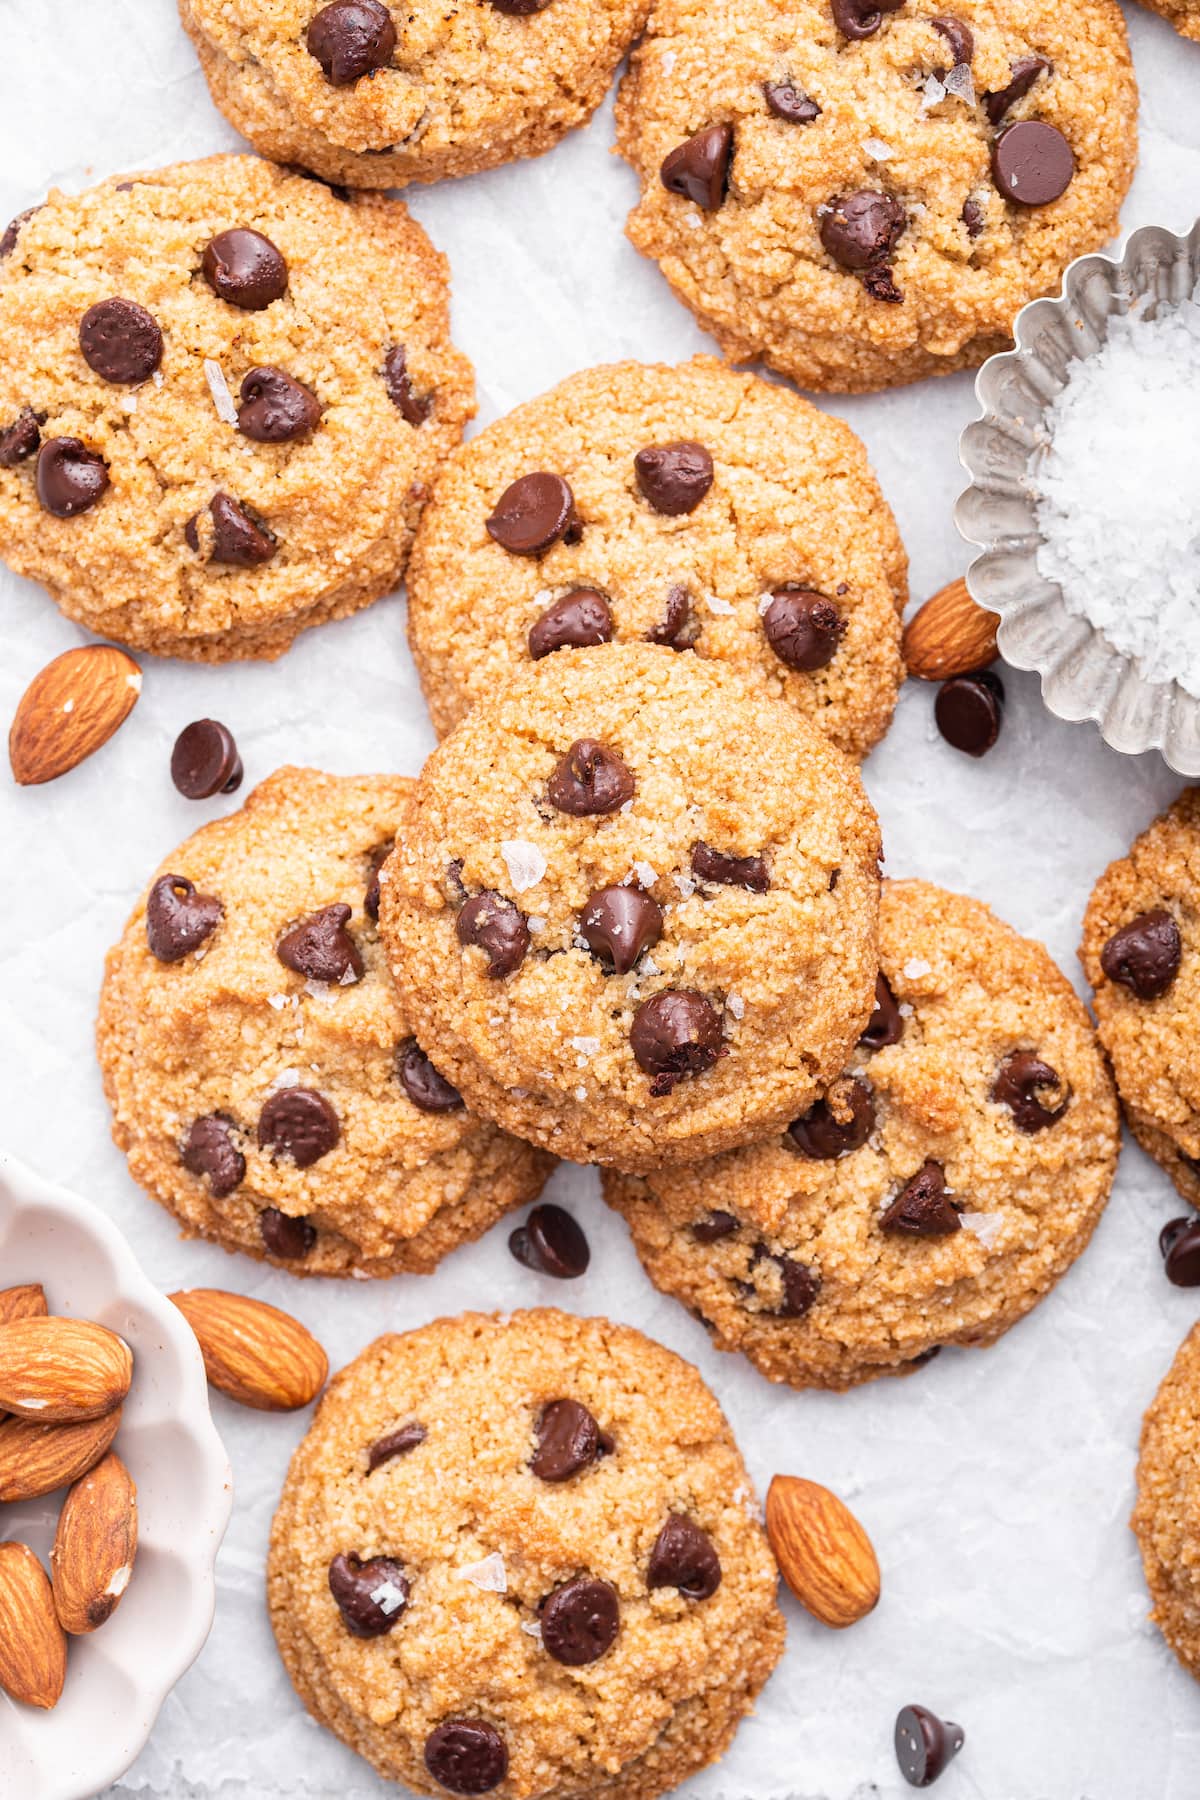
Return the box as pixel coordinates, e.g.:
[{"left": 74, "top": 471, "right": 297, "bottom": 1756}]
[
  {"left": 0, "top": 1151, "right": 232, "bottom": 1800},
  {"left": 956, "top": 219, "right": 1200, "bottom": 777}
]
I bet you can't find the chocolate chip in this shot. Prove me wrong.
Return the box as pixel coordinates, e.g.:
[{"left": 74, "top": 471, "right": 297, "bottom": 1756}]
[
  {"left": 187, "top": 493, "right": 277, "bottom": 567},
  {"left": 0, "top": 408, "right": 41, "bottom": 467},
  {"left": 531, "top": 1397, "right": 605, "bottom": 1481},
  {"left": 991, "top": 120, "right": 1074, "bottom": 207},
  {"left": 383, "top": 344, "right": 431, "bottom": 426},
  {"left": 647, "top": 1515, "right": 721, "bottom": 1599},
  {"left": 237, "top": 365, "right": 322, "bottom": 443},
  {"left": 364, "top": 844, "right": 391, "bottom": 920},
  {"left": 690, "top": 841, "right": 770, "bottom": 893},
  {"left": 367, "top": 1422, "right": 427, "bottom": 1470},
  {"left": 145, "top": 874, "right": 223, "bottom": 962},
  {"left": 895, "top": 1704, "right": 964, "bottom": 1787},
  {"left": 396, "top": 1040, "right": 464, "bottom": 1112},
  {"left": 930, "top": 15, "right": 973, "bottom": 65},
  {"left": 647, "top": 584, "right": 700, "bottom": 649},
  {"left": 78, "top": 298, "right": 162, "bottom": 385},
  {"left": 35, "top": 437, "right": 109, "bottom": 517},
  {"left": 788, "top": 1077, "right": 875, "bottom": 1158},
  {"left": 984, "top": 55, "right": 1050, "bottom": 125},
  {"left": 935, "top": 671, "right": 1003, "bottom": 756},
  {"left": 306, "top": 0, "right": 396, "bottom": 83},
  {"left": 0, "top": 206, "right": 41, "bottom": 260},
  {"left": 762, "top": 588, "right": 845, "bottom": 672},
  {"left": 528, "top": 589, "right": 613, "bottom": 660},
  {"left": 328, "top": 1553, "right": 408, "bottom": 1637},
  {"left": 1100, "top": 909, "right": 1182, "bottom": 1001},
  {"left": 539, "top": 1576, "right": 619, "bottom": 1665},
  {"left": 630, "top": 990, "right": 723, "bottom": 1095},
  {"left": 508, "top": 1204, "right": 590, "bottom": 1279},
  {"left": 1160, "top": 1216, "right": 1200, "bottom": 1287},
  {"left": 765, "top": 1251, "right": 822, "bottom": 1316},
  {"left": 831, "top": 0, "right": 905, "bottom": 38},
  {"left": 486, "top": 472, "right": 578, "bottom": 555},
  {"left": 457, "top": 891, "right": 530, "bottom": 978},
  {"left": 634, "top": 440, "right": 714, "bottom": 516},
  {"left": 202, "top": 228, "right": 288, "bottom": 310},
  {"left": 763, "top": 81, "right": 821, "bottom": 123},
  {"left": 258, "top": 1088, "right": 341, "bottom": 1167},
  {"left": 962, "top": 196, "right": 985, "bottom": 239},
  {"left": 882, "top": 1161, "right": 961, "bottom": 1236},
  {"left": 861, "top": 973, "right": 904, "bottom": 1049},
  {"left": 424, "top": 1720, "right": 508, "bottom": 1796},
  {"left": 547, "top": 739, "right": 634, "bottom": 815},
  {"left": 488, "top": 0, "right": 552, "bottom": 12},
  {"left": 580, "top": 885, "right": 662, "bottom": 974},
  {"left": 277, "top": 903, "right": 363, "bottom": 984},
  {"left": 170, "top": 720, "right": 243, "bottom": 799},
  {"left": 692, "top": 1210, "right": 738, "bottom": 1243},
  {"left": 991, "top": 1051, "right": 1067, "bottom": 1133},
  {"left": 820, "top": 191, "right": 906, "bottom": 275},
  {"left": 660, "top": 124, "right": 733, "bottom": 212},
  {"left": 260, "top": 1207, "right": 317, "bottom": 1259},
  {"left": 180, "top": 1115, "right": 245, "bottom": 1197}
]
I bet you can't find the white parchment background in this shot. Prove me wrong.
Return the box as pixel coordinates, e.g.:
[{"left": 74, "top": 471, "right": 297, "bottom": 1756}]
[{"left": 1, "top": 2, "right": 1198, "bottom": 1795}]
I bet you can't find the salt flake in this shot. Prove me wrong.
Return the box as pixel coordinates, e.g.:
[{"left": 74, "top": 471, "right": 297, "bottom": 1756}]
[
  {"left": 705, "top": 593, "right": 735, "bottom": 615},
  {"left": 903, "top": 957, "right": 932, "bottom": 978},
  {"left": 269, "top": 1068, "right": 300, "bottom": 1091},
  {"left": 960, "top": 1211, "right": 1004, "bottom": 1249},
  {"left": 370, "top": 1579, "right": 408, "bottom": 1616},
  {"left": 457, "top": 1552, "right": 507, "bottom": 1593},
  {"left": 501, "top": 839, "right": 547, "bottom": 892},
  {"left": 570, "top": 1035, "right": 600, "bottom": 1056},
  {"left": 861, "top": 137, "right": 895, "bottom": 161},
  {"left": 944, "top": 62, "right": 975, "bottom": 103},
  {"left": 203, "top": 357, "right": 238, "bottom": 427},
  {"left": 631, "top": 860, "right": 657, "bottom": 888},
  {"left": 726, "top": 993, "right": 746, "bottom": 1020}
]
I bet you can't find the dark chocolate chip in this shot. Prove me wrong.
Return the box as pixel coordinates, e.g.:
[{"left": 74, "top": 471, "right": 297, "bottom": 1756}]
[
  {"left": 260, "top": 1207, "right": 318, "bottom": 1259},
  {"left": 306, "top": 0, "right": 397, "bottom": 83},
  {"left": 0, "top": 408, "right": 41, "bottom": 467},
  {"left": 788, "top": 1077, "right": 875, "bottom": 1159},
  {"left": 984, "top": 55, "right": 1050, "bottom": 126},
  {"left": 647, "top": 1515, "right": 721, "bottom": 1598},
  {"left": 258, "top": 1087, "right": 341, "bottom": 1167},
  {"left": 861, "top": 973, "right": 904, "bottom": 1049},
  {"left": 580, "top": 884, "right": 662, "bottom": 974},
  {"left": 367, "top": 1422, "right": 427, "bottom": 1470},
  {"left": 762, "top": 588, "right": 845, "bottom": 671},
  {"left": 547, "top": 738, "right": 634, "bottom": 815},
  {"left": 691, "top": 1210, "right": 739, "bottom": 1243},
  {"left": 935, "top": 670, "right": 1003, "bottom": 756},
  {"left": 765, "top": 1251, "right": 822, "bottom": 1317},
  {"left": 202, "top": 228, "right": 288, "bottom": 310},
  {"left": 396, "top": 1039, "right": 464, "bottom": 1112},
  {"left": 820, "top": 190, "right": 906, "bottom": 273},
  {"left": 1100, "top": 909, "right": 1182, "bottom": 1001},
  {"left": 277, "top": 903, "right": 363, "bottom": 984},
  {"left": 170, "top": 719, "right": 243, "bottom": 799},
  {"left": 187, "top": 492, "right": 277, "bottom": 567},
  {"left": 364, "top": 843, "right": 391, "bottom": 920},
  {"left": 237, "top": 365, "right": 322, "bottom": 442},
  {"left": 145, "top": 873, "right": 223, "bottom": 962},
  {"left": 647, "top": 584, "right": 700, "bottom": 649},
  {"left": 508, "top": 1204, "right": 590, "bottom": 1279},
  {"left": 180, "top": 1114, "right": 245, "bottom": 1197},
  {"left": 383, "top": 344, "right": 432, "bottom": 426},
  {"left": 540, "top": 1577, "right": 619, "bottom": 1665},
  {"left": 78, "top": 298, "right": 163, "bottom": 385},
  {"left": 630, "top": 990, "right": 723, "bottom": 1095},
  {"left": 930, "top": 15, "right": 973, "bottom": 65},
  {"left": 863, "top": 265, "right": 904, "bottom": 304},
  {"left": 962, "top": 196, "right": 985, "bottom": 238},
  {"left": 763, "top": 81, "right": 821, "bottom": 123},
  {"left": 424, "top": 1720, "right": 508, "bottom": 1795},
  {"left": 531, "top": 1397, "right": 605, "bottom": 1482},
  {"left": 1161, "top": 1218, "right": 1200, "bottom": 1287},
  {"left": 634, "top": 440, "right": 714, "bottom": 516},
  {"left": 882, "top": 1161, "right": 961, "bottom": 1236},
  {"left": 528, "top": 589, "right": 613, "bottom": 660},
  {"left": 457, "top": 891, "right": 530, "bottom": 978},
  {"left": 486, "top": 472, "right": 578, "bottom": 555},
  {"left": 991, "top": 1051, "right": 1067, "bottom": 1133},
  {"left": 328, "top": 1553, "right": 408, "bottom": 1637},
  {"left": 36, "top": 437, "right": 109, "bottom": 517},
  {"left": 831, "top": 0, "right": 905, "bottom": 38},
  {"left": 0, "top": 205, "right": 41, "bottom": 260},
  {"left": 488, "top": 0, "right": 553, "bottom": 12},
  {"left": 660, "top": 124, "right": 733, "bottom": 212},
  {"left": 691, "top": 841, "right": 770, "bottom": 892},
  {"left": 895, "top": 1703, "right": 965, "bottom": 1787},
  {"left": 991, "top": 120, "right": 1074, "bottom": 207}
]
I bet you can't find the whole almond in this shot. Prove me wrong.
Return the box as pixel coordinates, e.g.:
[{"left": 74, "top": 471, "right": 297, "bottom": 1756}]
[
  {"left": 170, "top": 1288, "right": 328, "bottom": 1412},
  {"left": 0, "top": 1316, "right": 132, "bottom": 1422},
  {"left": 9, "top": 643, "right": 142, "bottom": 786},
  {"left": 766, "top": 1474, "right": 881, "bottom": 1629},
  {"left": 0, "top": 1541, "right": 67, "bottom": 1709},
  {"left": 51, "top": 1451, "right": 138, "bottom": 1635},
  {"left": 0, "top": 1406, "right": 122, "bottom": 1504},
  {"left": 0, "top": 1283, "right": 48, "bottom": 1326},
  {"left": 902, "top": 578, "right": 1000, "bottom": 682}
]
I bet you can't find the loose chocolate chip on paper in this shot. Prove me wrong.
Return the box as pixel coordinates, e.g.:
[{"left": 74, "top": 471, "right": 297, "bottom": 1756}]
[
  {"left": 1100, "top": 909, "right": 1182, "bottom": 1001},
  {"left": 260, "top": 1207, "right": 317, "bottom": 1259},
  {"left": 540, "top": 1577, "right": 620, "bottom": 1665},
  {"left": 383, "top": 344, "right": 432, "bottom": 426},
  {"left": 306, "top": 0, "right": 397, "bottom": 84},
  {"left": 145, "top": 874, "right": 223, "bottom": 962},
  {"left": 630, "top": 990, "right": 723, "bottom": 1095},
  {"left": 991, "top": 120, "right": 1074, "bottom": 207},
  {"left": 531, "top": 1397, "right": 606, "bottom": 1482},
  {"left": 991, "top": 1051, "right": 1067, "bottom": 1132},
  {"left": 660, "top": 124, "right": 733, "bottom": 212},
  {"left": 528, "top": 589, "right": 613, "bottom": 659},
  {"left": 647, "top": 1515, "right": 722, "bottom": 1598},
  {"left": 580, "top": 885, "right": 662, "bottom": 973},
  {"left": 984, "top": 55, "right": 1050, "bottom": 126},
  {"left": 36, "top": 437, "right": 109, "bottom": 517},
  {"left": 258, "top": 1087, "right": 341, "bottom": 1167},
  {"left": 277, "top": 903, "right": 363, "bottom": 984},
  {"left": 328, "top": 1553, "right": 409, "bottom": 1636},
  {"left": 861, "top": 973, "right": 904, "bottom": 1049},
  {"left": 486, "top": 471, "right": 578, "bottom": 555},
  {"left": 424, "top": 1720, "right": 509, "bottom": 1796},
  {"left": 547, "top": 738, "right": 635, "bottom": 815},
  {"left": 367, "top": 1422, "right": 427, "bottom": 1470},
  {"left": 788, "top": 1077, "right": 875, "bottom": 1159},
  {"left": 180, "top": 1114, "right": 245, "bottom": 1197},
  {"left": 894, "top": 1703, "right": 965, "bottom": 1787},
  {"left": 934, "top": 670, "right": 1003, "bottom": 756},
  {"left": 171, "top": 719, "right": 243, "bottom": 799},
  {"left": 202, "top": 228, "right": 289, "bottom": 310},
  {"left": 763, "top": 81, "right": 821, "bottom": 123},
  {"left": 457, "top": 891, "right": 530, "bottom": 978},
  {"left": 691, "top": 841, "right": 770, "bottom": 892},
  {"left": 881, "top": 1161, "right": 961, "bottom": 1236},
  {"left": 78, "top": 298, "right": 163, "bottom": 385},
  {"left": 237, "top": 366, "right": 322, "bottom": 442},
  {"left": 0, "top": 408, "right": 41, "bottom": 467},
  {"left": 1161, "top": 1218, "right": 1200, "bottom": 1287},
  {"left": 396, "top": 1040, "right": 464, "bottom": 1112},
  {"left": 508, "top": 1204, "right": 590, "bottom": 1279},
  {"left": 634, "top": 440, "right": 714, "bottom": 515}
]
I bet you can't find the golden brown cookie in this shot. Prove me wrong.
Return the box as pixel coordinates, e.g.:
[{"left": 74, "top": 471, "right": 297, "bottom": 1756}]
[
  {"left": 1136, "top": 0, "right": 1200, "bottom": 40},
  {"left": 97, "top": 768, "right": 551, "bottom": 1276},
  {"left": 1133, "top": 1321, "right": 1200, "bottom": 1681},
  {"left": 181, "top": 0, "right": 650, "bottom": 189},
  {"left": 267, "top": 1309, "right": 785, "bottom": 1799},
  {"left": 616, "top": 0, "right": 1137, "bottom": 392},
  {"left": 604, "top": 879, "right": 1119, "bottom": 1389},
  {"left": 378, "top": 642, "right": 881, "bottom": 1171},
  {"left": 1080, "top": 788, "right": 1200, "bottom": 1209},
  {"left": 0, "top": 155, "right": 473, "bottom": 659},
  {"left": 406, "top": 357, "right": 907, "bottom": 760}
]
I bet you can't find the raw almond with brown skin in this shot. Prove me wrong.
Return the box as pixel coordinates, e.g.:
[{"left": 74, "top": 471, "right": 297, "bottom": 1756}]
[
  {"left": 170, "top": 1288, "right": 328, "bottom": 1412},
  {"left": 0, "top": 1406, "right": 123, "bottom": 1504},
  {"left": 51, "top": 1451, "right": 138, "bottom": 1635},
  {"left": 902, "top": 577, "right": 1000, "bottom": 682},
  {"left": 766, "top": 1474, "right": 881, "bottom": 1628},
  {"left": 0, "top": 1541, "right": 67, "bottom": 1708},
  {"left": 0, "top": 1283, "right": 48, "bottom": 1326},
  {"left": 0, "top": 1316, "right": 133, "bottom": 1422},
  {"left": 8, "top": 643, "right": 142, "bottom": 786}
]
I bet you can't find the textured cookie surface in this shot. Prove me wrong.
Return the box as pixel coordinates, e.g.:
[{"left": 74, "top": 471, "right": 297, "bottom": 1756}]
[
  {"left": 1133, "top": 1322, "right": 1200, "bottom": 1682},
  {"left": 616, "top": 0, "right": 1137, "bottom": 392},
  {"left": 1080, "top": 788, "right": 1200, "bottom": 1210},
  {"left": 605, "top": 879, "right": 1119, "bottom": 1389},
  {"left": 268, "top": 1309, "right": 784, "bottom": 1799},
  {"left": 98, "top": 768, "right": 551, "bottom": 1276},
  {"left": 407, "top": 357, "right": 907, "bottom": 760},
  {"left": 378, "top": 643, "right": 881, "bottom": 1171},
  {"left": 181, "top": 0, "right": 649, "bottom": 189},
  {"left": 1137, "top": 0, "right": 1200, "bottom": 41},
  {"left": 0, "top": 154, "right": 473, "bottom": 658}
]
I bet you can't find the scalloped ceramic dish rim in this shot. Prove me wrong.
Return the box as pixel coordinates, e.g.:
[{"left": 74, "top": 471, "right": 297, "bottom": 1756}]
[{"left": 0, "top": 1149, "right": 233, "bottom": 1800}]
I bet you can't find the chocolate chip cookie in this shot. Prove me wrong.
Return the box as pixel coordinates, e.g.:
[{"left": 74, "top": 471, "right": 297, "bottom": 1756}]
[
  {"left": 97, "top": 768, "right": 551, "bottom": 1275},
  {"left": 268, "top": 1308, "right": 784, "bottom": 1798},
  {"left": 406, "top": 357, "right": 907, "bottom": 760},
  {"left": 1136, "top": 0, "right": 1200, "bottom": 40},
  {"left": 1133, "top": 1321, "right": 1200, "bottom": 1682},
  {"left": 378, "top": 642, "right": 882, "bottom": 1171},
  {"left": 1081, "top": 788, "right": 1200, "bottom": 1209},
  {"left": 181, "top": 0, "right": 650, "bottom": 190},
  {"left": 616, "top": 0, "right": 1137, "bottom": 392},
  {"left": 604, "top": 879, "right": 1119, "bottom": 1389},
  {"left": 0, "top": 154, "right": 473, "bottom": 658}
]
